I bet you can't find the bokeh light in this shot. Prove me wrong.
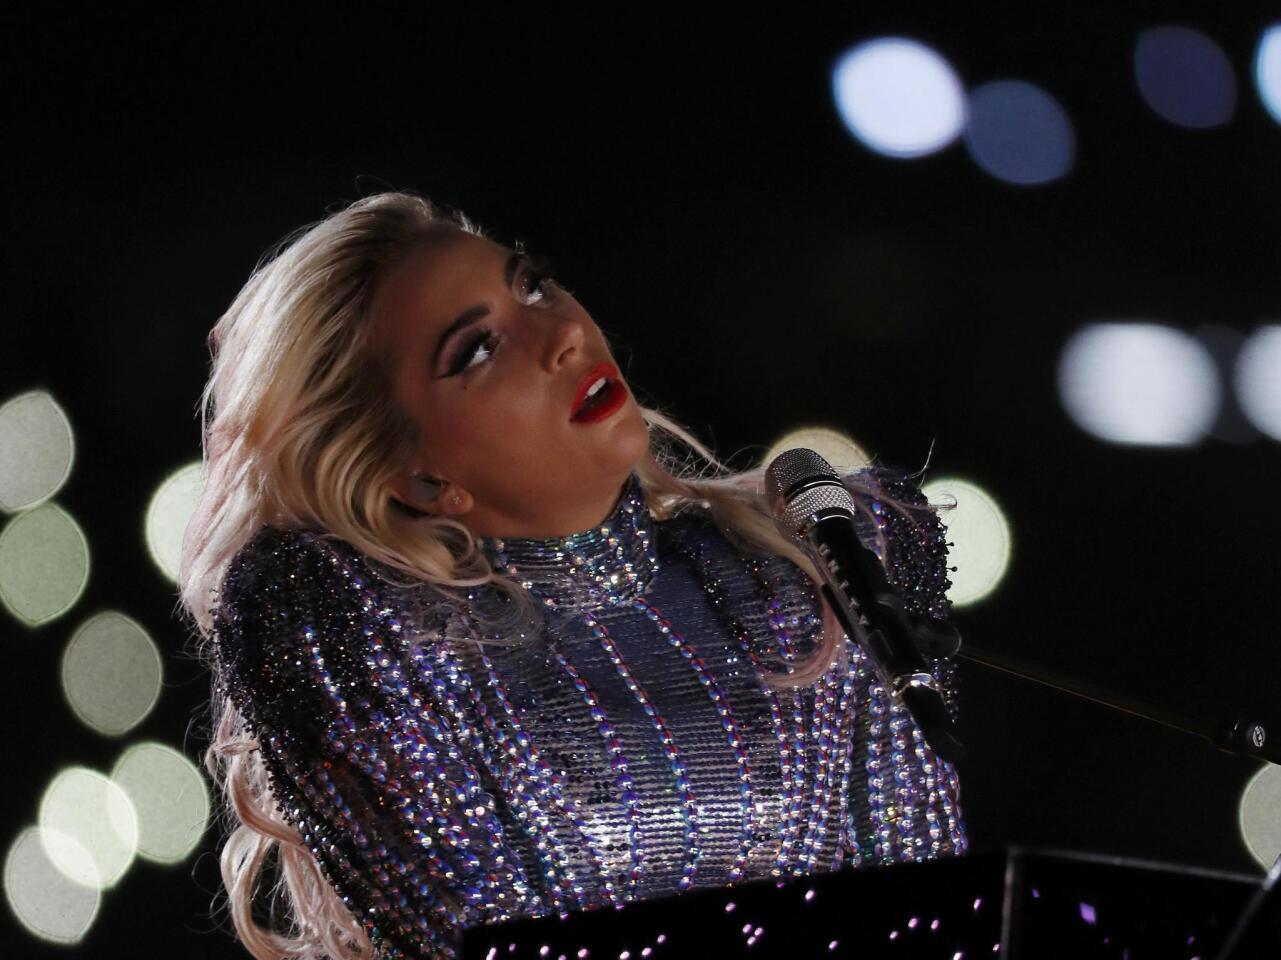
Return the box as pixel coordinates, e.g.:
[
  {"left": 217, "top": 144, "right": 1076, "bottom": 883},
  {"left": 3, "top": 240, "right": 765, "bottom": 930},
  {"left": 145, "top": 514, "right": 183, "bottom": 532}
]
[
  {"left": 0, "top": 503, "right": 91, "bottom": 626},
  {"left": 62, "top": 612, "right": 163, "bottom": 737},
  {"left": 0, "top": 390, "right": 75, "bottom": 513},
  {"left": 38, "top": 767, "right": 138, "bottom": 889},
  {"left": 1255, "top": 24, "right": 1281, "bottom": 125},
  {"left": 831, "top": 37, "right": 966, "bottom": 158},
  {"left": 920, "top": 476, "right": 1011, "bottom": 608},
  {"left": 111, "top": 742, "right": 210, "bottom": 864},
  {"left": 1134, "top": 25, "right": 1236, "bottom": 129},
  {"left": 1234, "top": 325, "right": 1281, "bottom": 441},
  {"left": 764, "top": 427, "right": 870, "bottom": 475},
  {"left": 1058, "top": 323, "right": 1220, "bottom": 446},
  {"left": 1239, "top": 763, "right": 1281, "bottom": 870},
  {"left": 145, "top": 460, "right": 204, "bottom": 584},
  {"left": 963, "top": 80, "right": 1075, "bottom": 185},
  {"left": 4, "top": 825, "right": 101, "bottom": 945}
]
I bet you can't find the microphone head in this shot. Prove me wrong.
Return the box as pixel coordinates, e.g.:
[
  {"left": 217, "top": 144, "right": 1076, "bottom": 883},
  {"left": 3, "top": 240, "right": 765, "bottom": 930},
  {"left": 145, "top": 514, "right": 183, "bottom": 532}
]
[{"left": 764, "top": 448, "right": 857, "bottom": 538}]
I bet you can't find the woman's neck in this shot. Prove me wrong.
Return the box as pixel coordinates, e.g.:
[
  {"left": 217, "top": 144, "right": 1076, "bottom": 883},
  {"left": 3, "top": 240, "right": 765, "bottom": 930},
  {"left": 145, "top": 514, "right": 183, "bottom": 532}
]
[{"left": 480, "top": 472, "right": 660, "bottom": 611}]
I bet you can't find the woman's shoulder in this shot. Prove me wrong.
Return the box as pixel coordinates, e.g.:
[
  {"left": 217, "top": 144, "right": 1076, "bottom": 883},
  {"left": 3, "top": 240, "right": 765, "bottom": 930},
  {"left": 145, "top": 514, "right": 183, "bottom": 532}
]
[
  {"left": 216, "top": 524, "right": 462, "bottom": 655},
  {"left": 219, "top": 524, "right": 434, "bottom": 625},
  {"left": 213, "top": 527, "right": 393, "bottom": 712},
  {"left": 222, "top": 524, "right": 362, "bottom": 594}
]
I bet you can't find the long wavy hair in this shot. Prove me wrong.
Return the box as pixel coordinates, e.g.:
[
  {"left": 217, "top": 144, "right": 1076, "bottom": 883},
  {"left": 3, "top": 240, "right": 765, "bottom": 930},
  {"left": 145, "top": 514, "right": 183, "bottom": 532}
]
[{"left": 179, "top": 191, "right": 920, "bottom": 959}]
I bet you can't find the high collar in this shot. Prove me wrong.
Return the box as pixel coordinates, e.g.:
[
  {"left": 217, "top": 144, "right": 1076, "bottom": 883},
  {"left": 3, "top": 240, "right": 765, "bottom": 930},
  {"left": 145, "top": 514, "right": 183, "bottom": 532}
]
[{"left": 481, "top": 473, "right": 660, "bottom": 612}]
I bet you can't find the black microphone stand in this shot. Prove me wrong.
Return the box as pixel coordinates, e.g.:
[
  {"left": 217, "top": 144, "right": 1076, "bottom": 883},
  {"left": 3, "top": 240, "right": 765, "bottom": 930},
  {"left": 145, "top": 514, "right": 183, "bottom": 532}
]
[{"left": 955, "top": 639, "right": 1278, "bottom": 764}]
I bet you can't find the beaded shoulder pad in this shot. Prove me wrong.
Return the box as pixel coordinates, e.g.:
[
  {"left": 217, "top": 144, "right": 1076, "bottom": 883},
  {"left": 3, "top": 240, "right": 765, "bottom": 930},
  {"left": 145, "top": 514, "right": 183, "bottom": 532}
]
[
  {"left": 840, "top": 465, "right": 955, "bottom": 623},
  {"left": 214, "top": 526, "right": 365, "bottom": 746}
]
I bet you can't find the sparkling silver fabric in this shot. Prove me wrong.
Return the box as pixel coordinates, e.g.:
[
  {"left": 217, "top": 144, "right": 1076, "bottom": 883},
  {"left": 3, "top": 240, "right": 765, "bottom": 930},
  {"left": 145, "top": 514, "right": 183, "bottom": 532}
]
[{"left": 212, "top": 467, "right": 967, "bottom": 958}]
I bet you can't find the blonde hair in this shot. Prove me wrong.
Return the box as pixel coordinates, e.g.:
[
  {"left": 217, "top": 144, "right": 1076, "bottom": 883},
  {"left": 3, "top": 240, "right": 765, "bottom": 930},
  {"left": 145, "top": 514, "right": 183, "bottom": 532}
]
[{"left": 179, "top": 191, "right": 911, "bottom": 959}]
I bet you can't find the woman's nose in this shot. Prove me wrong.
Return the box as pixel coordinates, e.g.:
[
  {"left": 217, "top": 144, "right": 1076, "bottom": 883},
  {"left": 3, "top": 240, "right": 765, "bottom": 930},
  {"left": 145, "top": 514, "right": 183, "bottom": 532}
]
[{"left": 543, "top": 312, "right": 586, "bottom": 373}]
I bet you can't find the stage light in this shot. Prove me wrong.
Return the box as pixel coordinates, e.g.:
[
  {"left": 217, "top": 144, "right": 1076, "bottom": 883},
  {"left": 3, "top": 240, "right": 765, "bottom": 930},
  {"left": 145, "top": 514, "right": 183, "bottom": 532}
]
[
  {"left": 1057, "top": 323, "right": 1220, "bottom": 446},
  {"left": 0, "top": 503, "right": 90, "bottom": 626},
  {"left": 145, "top": 460, "right": 204, "bottom": 584},
  {"left": 0, "top": 390, "right": 74, "bottom": 513},
  {"left": 919, "top": 476, "right": 1011, "bottom": 608},
  {"left": 963, "top": 80, "right": 1075, "bottom": 185},
  {"left": 4, "top": 826, "right": 100, "bottom": 945},
  {"left": 764, "top": 427, "right": 870, "bottom": 474},
  {"left": 1239, "top": 762, "right": 1281, "bottom": 870},
  {"left": 831, "top": 37, "right": 966, "bottom": 158},
  {"left": 111, "top": 742, "right": 210, "bottom": 864},
  {"left": 61, "top": 612, "right": 163, "bottom": 737},
  {"left": 38, "top": 767, "right": 138, "bottom": 889},
  {"left": 1234, "top": 325, "right": 1281, "bottom": 441},
  {"left": 1255, "top": 24, "right": 1281, "bottom": 125},
  {"left": 1135, "top": 25, "right": 1236, "bottom": 129}
]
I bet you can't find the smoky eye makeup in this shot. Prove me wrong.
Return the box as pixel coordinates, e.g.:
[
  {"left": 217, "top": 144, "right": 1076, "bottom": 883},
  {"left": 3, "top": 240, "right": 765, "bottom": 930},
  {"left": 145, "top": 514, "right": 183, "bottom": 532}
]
[{"left": 445, "top": 329, "right": 501, "bottom": 377}]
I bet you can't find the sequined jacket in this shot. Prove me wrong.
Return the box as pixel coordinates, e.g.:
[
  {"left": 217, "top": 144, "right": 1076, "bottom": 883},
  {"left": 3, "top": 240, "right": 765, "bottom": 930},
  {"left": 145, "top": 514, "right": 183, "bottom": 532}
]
[{"left": 212, "top": 467, "right": 967, "bottom": 959}]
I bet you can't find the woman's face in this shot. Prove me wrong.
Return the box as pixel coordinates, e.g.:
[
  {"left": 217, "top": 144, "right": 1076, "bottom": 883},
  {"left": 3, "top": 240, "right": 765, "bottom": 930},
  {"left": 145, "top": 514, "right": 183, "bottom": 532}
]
[{"left": 371, "top": 226, "right": 650, "bottom": 539}]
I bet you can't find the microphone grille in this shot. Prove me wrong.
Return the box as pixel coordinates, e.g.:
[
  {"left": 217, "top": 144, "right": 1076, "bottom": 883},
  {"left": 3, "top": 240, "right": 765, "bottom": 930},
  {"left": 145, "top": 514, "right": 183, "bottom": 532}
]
[
  {"left": 765, "top": 447, "right": 857, "bottom": 537},
  {"left": 764, "top": 447, "right": 835, "bottom": 494}
]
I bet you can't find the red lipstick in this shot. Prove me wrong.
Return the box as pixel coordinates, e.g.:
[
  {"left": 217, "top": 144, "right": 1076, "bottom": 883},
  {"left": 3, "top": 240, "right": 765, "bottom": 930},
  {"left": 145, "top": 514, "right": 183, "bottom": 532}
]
[{"left": 570, "top": 361, "right": 628, "bottom": 423}]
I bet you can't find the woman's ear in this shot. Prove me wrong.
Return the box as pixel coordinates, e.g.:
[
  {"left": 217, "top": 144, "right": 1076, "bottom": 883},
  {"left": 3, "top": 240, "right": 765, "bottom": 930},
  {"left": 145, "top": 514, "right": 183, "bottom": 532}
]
[
  {"left": 395, "top": 473, "right": 473, "bottom": 517},
  {"left": 408, "top": 474, "right": 446, "bottom": 504}
]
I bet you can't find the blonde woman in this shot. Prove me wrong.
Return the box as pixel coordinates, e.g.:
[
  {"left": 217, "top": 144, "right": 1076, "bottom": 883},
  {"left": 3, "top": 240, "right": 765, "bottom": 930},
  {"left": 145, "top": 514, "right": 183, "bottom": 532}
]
[{"left": 180, "top": 191, "right": 967, "bottom": 959}]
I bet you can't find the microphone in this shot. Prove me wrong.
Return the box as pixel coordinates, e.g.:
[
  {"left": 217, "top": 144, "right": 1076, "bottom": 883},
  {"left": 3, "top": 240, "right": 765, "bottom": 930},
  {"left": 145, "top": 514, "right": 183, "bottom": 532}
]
[{"left": 765, "top": 448, "right": 966, "bottom": 764}]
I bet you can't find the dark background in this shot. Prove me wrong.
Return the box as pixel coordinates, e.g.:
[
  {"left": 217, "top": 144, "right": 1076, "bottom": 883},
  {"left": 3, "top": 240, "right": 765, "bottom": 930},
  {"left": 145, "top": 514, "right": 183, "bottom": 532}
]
[{"left": 3, "top": 6, "right": 1278, "bottom": 957}]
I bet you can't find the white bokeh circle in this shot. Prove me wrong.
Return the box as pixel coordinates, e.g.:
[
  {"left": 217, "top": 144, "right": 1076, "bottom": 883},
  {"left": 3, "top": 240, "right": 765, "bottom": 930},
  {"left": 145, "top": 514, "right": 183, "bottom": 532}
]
[
  {"left": 1239, "top": 763, "right": 1281, "bottom": 870},
  {"left": 1058, "top": 323, "right": 1220, "bottom": 446},
  {"left": 38, "top": 767, "right": 138, "bottom": 889},
  {"left": 0, "top": 390, "right": 75, "bottom": 513},
  {"left": 144, "top": 461, "right": 205, "bottom": 584},
  {"left": 4, "top": 826, "right": 101, "bottom": 944},
  {"left": 111, "top": 742, "right": 211, "bottom": 864},
  {"left": 0, "top": 503, "right": 91, "bottom": 625},
  {"left": 832, "top": 37, "right": 966, "bottom": 158},
  {"left": 61, "top": 611, "right": 163, "bottom": 736},
  {"left": 1255, "top": 24, "right": 1281, "bottom": 125},
  {"left": 921, "top": 476, "right": 1012, "bottom": 607},
  {"left": 1234, "top": 325, "right": 1281, "bottom": 441}
]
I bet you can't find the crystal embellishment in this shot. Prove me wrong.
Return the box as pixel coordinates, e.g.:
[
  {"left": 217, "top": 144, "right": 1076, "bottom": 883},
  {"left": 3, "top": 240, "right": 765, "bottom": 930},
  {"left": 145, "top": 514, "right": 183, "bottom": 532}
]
[{"left": 481, "top": 473, "right": 659, "bottom": 611}]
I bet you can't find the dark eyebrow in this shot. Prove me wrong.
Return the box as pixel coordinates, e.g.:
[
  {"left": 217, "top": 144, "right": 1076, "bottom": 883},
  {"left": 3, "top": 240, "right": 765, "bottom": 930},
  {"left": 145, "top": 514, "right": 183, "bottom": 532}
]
[{"left": 431, "top": 251, "right": 523, "bottom": 376}]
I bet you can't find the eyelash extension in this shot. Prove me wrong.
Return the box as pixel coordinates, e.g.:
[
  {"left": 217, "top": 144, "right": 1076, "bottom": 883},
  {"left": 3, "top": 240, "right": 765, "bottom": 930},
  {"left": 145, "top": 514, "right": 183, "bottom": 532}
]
[{"left": 521, "top": 253, "right": 557, "bottom": 301}]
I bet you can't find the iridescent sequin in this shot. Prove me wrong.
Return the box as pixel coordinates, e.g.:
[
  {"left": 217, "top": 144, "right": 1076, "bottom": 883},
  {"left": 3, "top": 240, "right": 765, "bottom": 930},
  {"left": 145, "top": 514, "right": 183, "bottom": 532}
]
[{"left": 213, "top": 469, "right": 967, "bottom": 959}]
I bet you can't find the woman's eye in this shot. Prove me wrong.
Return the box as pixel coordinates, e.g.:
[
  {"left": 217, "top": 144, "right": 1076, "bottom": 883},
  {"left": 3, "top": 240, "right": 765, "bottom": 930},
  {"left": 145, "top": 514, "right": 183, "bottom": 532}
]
[
  {"left": 450, "top": 330, "right": 501, "bottom": 375},
  {"left": 518, "top": 255, "right": 557, "bottom": 305},
  {"left": 441, "top": 254, "right": 559, "bottom": 377}
]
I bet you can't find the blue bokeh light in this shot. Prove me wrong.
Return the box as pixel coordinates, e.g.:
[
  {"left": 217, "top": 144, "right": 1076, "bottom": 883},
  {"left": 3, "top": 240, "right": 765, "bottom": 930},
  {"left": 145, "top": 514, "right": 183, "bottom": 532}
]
[
  {"left": 963, "top": 80, "right": 1076, "bottom": 185},
  {"left": 1134, "top": 25, "right": 1236, "bottom": 129}
]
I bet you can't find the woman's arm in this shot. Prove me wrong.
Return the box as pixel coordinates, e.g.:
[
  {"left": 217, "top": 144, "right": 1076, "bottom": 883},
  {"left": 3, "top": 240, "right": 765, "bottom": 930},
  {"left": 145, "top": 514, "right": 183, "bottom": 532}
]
[{"left": 212, "top": 527, "right": 532, "bottom": 957}]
